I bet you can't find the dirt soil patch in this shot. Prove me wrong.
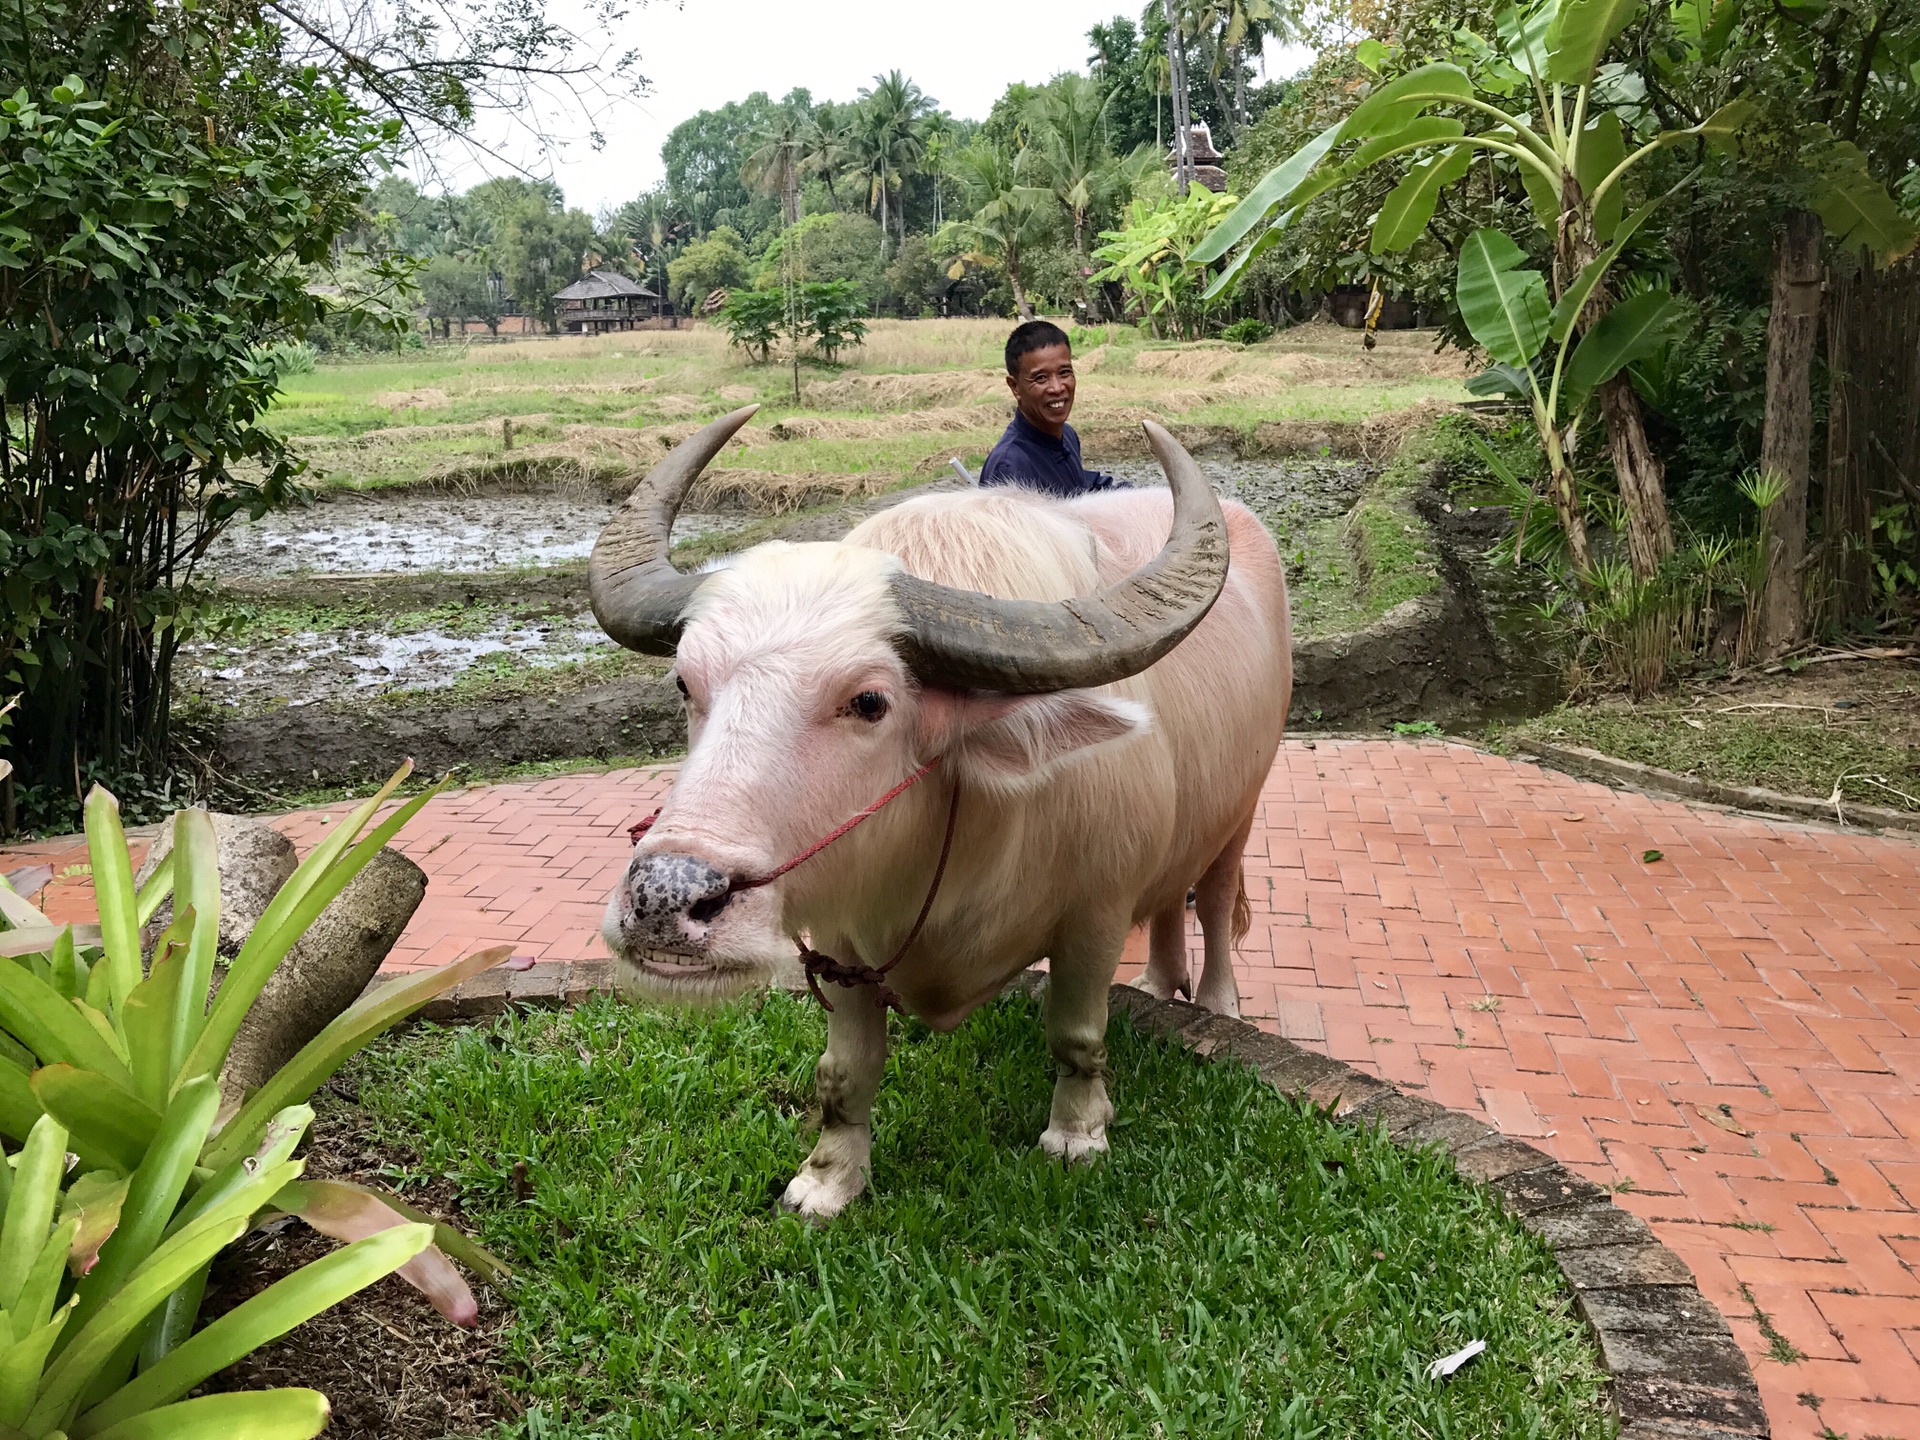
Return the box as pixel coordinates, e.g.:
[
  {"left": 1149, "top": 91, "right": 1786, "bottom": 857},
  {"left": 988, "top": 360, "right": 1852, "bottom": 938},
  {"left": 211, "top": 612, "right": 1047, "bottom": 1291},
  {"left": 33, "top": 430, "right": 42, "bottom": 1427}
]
[
  {"left": 201, "top": 1090, "right": 514, "bottom": 1439},
  {"left": 1494, "top": 653, "right": 1920, "bottom": 811}
]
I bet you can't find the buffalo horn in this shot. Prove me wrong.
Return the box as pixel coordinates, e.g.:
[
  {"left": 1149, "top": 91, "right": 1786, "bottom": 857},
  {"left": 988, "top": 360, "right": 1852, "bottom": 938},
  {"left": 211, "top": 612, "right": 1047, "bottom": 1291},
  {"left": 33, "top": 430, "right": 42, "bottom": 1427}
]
[
  {"left": 589, "top": 410, "right": 1229, "bottom": 695},
  {"left": 889, "top": 420, "right": 1228, "bottom": 691},
  {"left": 587, "top": 404, "right": 760, "bottom": 655}
]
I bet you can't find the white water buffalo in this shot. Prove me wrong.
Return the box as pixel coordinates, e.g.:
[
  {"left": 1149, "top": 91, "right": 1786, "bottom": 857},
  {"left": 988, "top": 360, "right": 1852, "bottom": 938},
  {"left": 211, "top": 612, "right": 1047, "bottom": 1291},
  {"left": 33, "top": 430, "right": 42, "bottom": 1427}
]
[{"left": 594, "top": 406, "right": 1291, "bottom": 1218}]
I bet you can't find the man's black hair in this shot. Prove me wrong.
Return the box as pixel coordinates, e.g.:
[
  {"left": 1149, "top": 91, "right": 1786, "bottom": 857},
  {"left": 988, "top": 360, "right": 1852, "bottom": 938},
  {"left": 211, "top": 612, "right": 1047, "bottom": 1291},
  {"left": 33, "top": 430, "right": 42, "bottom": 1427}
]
[{"left": 1005, "top": 319, "right": 1072, "bottom": 375}]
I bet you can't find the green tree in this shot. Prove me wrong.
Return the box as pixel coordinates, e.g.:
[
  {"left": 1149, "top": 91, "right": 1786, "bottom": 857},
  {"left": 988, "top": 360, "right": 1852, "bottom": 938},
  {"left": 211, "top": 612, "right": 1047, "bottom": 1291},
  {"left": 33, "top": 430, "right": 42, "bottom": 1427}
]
[
  {"left": 496, "top": 201, "right": 593, "bottom": 331},
  {"left": 662, "top": 93, "right": 783, "bottom": 237},
  {"left": 0, "top": 6, "right": 400, "bottom": 827},
  {"left": 418, "top": 255, "right": 498, "bottom": 337},
  {"left": 937, "top": 141, "right": 1056, "bottom": 319},
  {"left": 720, "top": 289, "right": 788, "bottom": 361},
  {"left": 667, "top": 225, "right": 752, "bottom": 312},
  {"left": 1025, "top": 73, "right": 1153, "bottom": 315},
  {"left": 754, "top": 213, "right": 886, "bottom": 299}
]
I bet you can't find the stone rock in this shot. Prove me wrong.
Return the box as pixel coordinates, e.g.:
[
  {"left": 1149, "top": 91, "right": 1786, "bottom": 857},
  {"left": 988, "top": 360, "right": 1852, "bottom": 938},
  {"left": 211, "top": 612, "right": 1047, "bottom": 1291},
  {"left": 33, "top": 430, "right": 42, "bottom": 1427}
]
[
  {"left": 221, "top": 846, "right": 426, "bottom": 1096},
  {"left": 135, "top": 811, "right": 299, "bottom": 958}
]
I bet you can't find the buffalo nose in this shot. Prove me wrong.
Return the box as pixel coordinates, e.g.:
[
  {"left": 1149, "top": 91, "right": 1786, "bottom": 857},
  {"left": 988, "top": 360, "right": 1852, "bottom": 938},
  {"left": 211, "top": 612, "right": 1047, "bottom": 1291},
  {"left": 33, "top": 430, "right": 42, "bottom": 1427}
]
[{"left": 626, "top": 852, "right": 734, "bottom": 945}]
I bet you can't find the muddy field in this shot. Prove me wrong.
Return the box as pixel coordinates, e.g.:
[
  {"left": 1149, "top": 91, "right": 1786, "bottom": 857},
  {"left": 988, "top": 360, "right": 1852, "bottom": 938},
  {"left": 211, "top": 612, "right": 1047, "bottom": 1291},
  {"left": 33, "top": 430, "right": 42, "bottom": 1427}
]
[
  {"left": 202, "top": 493, "right": 752, "bottom": 578},
  {"left": 187, "top": 458, "right": 1375, "bottom": 718}
]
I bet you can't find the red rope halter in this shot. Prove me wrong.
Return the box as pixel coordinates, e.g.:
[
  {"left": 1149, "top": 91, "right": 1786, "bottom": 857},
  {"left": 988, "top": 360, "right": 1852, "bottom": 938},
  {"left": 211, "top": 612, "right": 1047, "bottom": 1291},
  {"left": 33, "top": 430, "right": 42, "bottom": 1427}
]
[{"left": 626, "top": 756, "right": 958, "bottom": 1014}]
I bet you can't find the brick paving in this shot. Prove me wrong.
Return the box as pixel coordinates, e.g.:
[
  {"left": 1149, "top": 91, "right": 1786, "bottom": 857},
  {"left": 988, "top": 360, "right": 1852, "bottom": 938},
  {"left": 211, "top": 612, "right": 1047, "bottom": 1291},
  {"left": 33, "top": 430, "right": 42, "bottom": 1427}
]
[{"left": 9, "top": 738, "right": 1920, "bottom": 1438}]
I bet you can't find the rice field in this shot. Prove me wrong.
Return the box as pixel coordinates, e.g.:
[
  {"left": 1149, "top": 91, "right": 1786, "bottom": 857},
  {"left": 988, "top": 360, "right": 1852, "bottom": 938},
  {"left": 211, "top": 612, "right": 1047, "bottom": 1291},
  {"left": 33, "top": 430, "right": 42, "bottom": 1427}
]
[{"left": 272, "top": 317, "right": 1474, "bottom": 501}]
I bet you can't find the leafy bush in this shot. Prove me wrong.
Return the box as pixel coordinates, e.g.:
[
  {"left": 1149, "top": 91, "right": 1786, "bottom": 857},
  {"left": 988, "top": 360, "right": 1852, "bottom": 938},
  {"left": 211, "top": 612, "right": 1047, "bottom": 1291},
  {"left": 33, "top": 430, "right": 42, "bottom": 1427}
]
[
  {"left": 1220, "top": 317, "right": 1274, "bottom": 345},
  {"left": 0, "top": 26, "right": 404, "bottom": 826},
  {"left": 800, "top": 279, "right": 868, "bottom": 362},
  {"left": 1092, "top": 190, "right": 1241, "bottom": 340},
  {"left": 0, "top": 763, "right": 509, "bottom": 1435},
  {"left": 719, "top": 289, "right": 788, "bottom": 362}
]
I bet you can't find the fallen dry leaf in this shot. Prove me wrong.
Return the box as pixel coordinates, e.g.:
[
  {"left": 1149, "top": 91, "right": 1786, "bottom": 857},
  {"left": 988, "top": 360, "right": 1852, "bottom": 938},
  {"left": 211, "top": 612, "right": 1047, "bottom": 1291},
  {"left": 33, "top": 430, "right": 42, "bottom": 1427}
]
[{"left": 1696, "top": 1105, "right": 1751, "bottom": 1137}]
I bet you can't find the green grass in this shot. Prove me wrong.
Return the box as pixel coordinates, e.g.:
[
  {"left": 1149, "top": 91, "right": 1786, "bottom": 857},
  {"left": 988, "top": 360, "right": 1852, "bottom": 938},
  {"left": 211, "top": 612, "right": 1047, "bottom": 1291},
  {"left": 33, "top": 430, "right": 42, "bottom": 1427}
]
[
  {"left": 1491, "top": 703, "right": 1920, "bottom": 810},
  {"left": 346, "top": 992, "right": 1612, "bottom": 1439}
]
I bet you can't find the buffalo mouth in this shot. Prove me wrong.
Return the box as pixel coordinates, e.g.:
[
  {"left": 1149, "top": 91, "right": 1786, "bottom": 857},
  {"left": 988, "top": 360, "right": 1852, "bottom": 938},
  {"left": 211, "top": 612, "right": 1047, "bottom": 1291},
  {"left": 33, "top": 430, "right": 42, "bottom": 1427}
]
[{"left": 635, "top": 951, "right": 719, "bottom": 981}]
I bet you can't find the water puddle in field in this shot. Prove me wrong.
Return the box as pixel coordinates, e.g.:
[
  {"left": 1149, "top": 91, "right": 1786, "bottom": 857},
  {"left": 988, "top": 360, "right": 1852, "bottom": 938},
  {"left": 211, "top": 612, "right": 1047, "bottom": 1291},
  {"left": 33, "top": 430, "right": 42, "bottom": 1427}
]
[
  {"left": 201, "top": 494, "right": 751, "bottom": 579},
  {"left": 176, "top": 613, "right": 618, "bottom": 710}
]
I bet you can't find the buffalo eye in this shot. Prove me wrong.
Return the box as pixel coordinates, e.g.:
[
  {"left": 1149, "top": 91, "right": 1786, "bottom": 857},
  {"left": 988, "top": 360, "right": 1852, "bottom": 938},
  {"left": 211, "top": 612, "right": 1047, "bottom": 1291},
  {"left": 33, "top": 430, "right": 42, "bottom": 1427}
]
[
  {"left": 848, "top": 691, "right": 888, "bottom": 722},
  {"left": 675, "top": 676, "right": 689, "bottom": 698}
]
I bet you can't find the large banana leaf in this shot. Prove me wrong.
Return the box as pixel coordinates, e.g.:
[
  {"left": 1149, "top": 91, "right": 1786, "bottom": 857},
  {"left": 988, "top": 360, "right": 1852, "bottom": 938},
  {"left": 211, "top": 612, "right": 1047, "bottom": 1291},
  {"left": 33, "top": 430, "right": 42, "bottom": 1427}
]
[
  {"left": 204, "top": 945, "right": 514, "bottom": 1171},
  {"left": 1811, "top": 140, "right": 1920, "bottom": 265},
  {"left": 1573, "top": 112, "right": 1625, "bottom": 243},
  {"left": 71, "top": 1226, "right": 431, "bottom": 1436},
  {"left": 1456, "top": 229, "right": 1552, "bottom": 368},
  {"left": 1371, "top": 144, "right": 1472, "bottom": 253},
  {"left": 1544, "top": 0, "right": 1644, "bottom": 83},
  {"left": 1339, "top": 63, "right": 1475, "bottom": 141},
  {"left": 1495, "top": 1, "right": 1553, "bottom": 80},
  {"left": 1561, "top": 288, "right": 1683, "bottom": 403},
  {"left": 1189, "top": 120, "right": 1341, "bottom": 265}
]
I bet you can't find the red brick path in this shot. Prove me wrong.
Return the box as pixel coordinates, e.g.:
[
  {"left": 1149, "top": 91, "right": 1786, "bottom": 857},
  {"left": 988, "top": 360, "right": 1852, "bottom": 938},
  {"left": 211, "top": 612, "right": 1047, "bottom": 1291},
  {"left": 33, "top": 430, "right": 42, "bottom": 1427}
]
[{"left": 9, "top": 739, "right": 1920, "bottom": 1438}]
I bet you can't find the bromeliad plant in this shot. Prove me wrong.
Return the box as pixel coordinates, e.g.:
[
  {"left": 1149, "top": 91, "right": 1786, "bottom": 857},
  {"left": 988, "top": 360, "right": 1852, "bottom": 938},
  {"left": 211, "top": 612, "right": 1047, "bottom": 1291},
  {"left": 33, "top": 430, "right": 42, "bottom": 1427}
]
[{"left": 0, "top": 762, "right": 511, "bottom": 1439}]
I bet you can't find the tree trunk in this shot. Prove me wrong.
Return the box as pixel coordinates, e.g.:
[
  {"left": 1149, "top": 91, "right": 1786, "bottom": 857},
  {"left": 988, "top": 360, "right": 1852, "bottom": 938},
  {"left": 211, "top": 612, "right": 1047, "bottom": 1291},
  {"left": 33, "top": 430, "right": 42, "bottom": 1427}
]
[
  {"left": 1545, "top": 427, "right": 1593, "bottom": 574},
  {"left": 1073, "top": 210, "right": 1094, "bottom": 316},
  {"left": 1009, "top": 260, "right": 1034, "bottom": 320},
  {"left": 1233, "top": 42, "right": 1246, "bottom": 134},
  {"left": 1756, "top": 208, "right": 1825, "bottom": 658},
  {"left": 878, "top": 166, "right": 889, "bottom": 263},
  {"left": 1600, "top": 374, "right": 1673, "bottom": 577},
  {"left": 1163, "top": 0, "right": 1191, "bottom": 194},
  {"left": 1552, "top": 174, "right": 1673, "bottom": 582}
]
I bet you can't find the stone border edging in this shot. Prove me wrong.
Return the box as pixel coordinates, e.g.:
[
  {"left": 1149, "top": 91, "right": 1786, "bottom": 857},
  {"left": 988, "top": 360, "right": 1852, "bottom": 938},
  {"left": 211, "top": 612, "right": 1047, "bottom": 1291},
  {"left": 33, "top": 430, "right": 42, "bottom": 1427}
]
[
  {"left": 1517, "top": 740, "right": 1920, "bottom": 836},
  {"left": 365, "top": 958, "right": 1767, "bottom": 1439}
]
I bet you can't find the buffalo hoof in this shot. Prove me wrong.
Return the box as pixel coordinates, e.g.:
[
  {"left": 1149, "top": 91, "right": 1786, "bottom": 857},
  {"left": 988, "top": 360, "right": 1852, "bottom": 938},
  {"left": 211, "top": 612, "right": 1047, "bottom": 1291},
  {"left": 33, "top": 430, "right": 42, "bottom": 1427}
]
[
  {"left": 780, "top": 1165, "right": 865, "bottom": 1221},
  {"left": 1194, "top": 979, "right": 1241, "bottom": 1018},
  {"left": 1128, "top": 972, "right": 1190, "bottom": 1003},
  {"left": 1039, "top": 1124, "right": 1109, "bottom": 1164}
]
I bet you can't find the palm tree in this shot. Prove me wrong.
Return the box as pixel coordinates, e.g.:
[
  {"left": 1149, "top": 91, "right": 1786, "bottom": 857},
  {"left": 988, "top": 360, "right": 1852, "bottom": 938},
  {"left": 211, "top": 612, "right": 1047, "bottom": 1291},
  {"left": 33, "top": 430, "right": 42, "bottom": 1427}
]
[
  {"left": 937, "top": 141, "right": 1053, "bottom": 320},
  {"left": 1189, "top": 0, "right": 1279, "bottom": 140},
  {"left": 611, "top": 189, "right": 687, "bottom": 303},
  {"left": 743, "top": 105, "right": 812, "bottom": 227},
  {"left": 1025, "top": 75, "right": 1135, "bottom": 315},
  {"left": 853, "top": 70, "right": 936, "bottom": 260}
]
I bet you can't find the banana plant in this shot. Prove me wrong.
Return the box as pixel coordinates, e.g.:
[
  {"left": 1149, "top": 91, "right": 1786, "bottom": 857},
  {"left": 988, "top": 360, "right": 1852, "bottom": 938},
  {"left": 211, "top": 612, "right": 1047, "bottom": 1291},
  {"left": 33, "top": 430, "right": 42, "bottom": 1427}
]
[
  {"left": 1191, "top": 0, "right": 1756, "bottom": 577},
  {"left": 0, "top": 763, "right": 515, "bottom": 1435}
]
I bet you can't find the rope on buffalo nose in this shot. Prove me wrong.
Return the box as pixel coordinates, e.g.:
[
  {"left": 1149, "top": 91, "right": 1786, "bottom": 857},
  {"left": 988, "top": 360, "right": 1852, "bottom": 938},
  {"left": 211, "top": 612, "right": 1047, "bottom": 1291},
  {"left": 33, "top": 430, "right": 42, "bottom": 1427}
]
[{"left": 791, "top": 780, "right": 960, "bottom": 1014}]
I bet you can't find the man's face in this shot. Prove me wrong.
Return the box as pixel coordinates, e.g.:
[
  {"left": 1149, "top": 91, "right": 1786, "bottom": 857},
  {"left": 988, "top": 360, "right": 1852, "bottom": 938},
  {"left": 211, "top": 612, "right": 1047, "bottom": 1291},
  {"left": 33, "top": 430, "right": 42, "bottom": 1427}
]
[{"left": 1007, "top": 342, "right": 1076, "bottom": 437}]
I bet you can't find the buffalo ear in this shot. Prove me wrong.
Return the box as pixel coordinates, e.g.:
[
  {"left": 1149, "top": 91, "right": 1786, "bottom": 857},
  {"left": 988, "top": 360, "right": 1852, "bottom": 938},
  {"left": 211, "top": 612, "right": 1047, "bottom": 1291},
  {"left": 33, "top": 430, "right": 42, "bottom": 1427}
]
[{"left": 929, "top": 690, "right": 1151, "bottom": 789}]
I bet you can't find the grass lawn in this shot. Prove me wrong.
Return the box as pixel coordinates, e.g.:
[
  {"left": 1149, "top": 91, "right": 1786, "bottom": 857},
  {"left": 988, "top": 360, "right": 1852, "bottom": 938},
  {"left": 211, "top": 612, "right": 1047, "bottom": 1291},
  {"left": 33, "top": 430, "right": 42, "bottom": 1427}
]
[
  {"left": 1490, "top": 657, "right": 1920, "bottom": 811},
  {"left": 345, "top": 992, "right": 1611, "bottom": 1439}
]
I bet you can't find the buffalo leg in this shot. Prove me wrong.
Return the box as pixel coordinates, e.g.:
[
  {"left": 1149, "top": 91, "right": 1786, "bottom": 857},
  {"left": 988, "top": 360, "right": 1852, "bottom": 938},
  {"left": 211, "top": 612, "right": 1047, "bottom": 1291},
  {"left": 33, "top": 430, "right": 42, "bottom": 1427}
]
[
  {"left": 1039, "top": 923, "right": 1123, "bottom": 1162},
  {"left": 1134, "top": 905, "right": 1192, "bottom": 1001},
  {"left": 782, "top": 975, "right": 888, "bottom": 1220},
  {"left": 1193, "top": 811, "right": 1255, "bottom": 1018}
]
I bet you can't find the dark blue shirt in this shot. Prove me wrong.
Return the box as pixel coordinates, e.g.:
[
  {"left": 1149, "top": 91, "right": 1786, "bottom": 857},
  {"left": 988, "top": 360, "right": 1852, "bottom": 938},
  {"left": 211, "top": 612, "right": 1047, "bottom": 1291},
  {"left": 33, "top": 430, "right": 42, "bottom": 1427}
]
[{"left": 979, "top": 409, "right": 1124, "bottom": 497}]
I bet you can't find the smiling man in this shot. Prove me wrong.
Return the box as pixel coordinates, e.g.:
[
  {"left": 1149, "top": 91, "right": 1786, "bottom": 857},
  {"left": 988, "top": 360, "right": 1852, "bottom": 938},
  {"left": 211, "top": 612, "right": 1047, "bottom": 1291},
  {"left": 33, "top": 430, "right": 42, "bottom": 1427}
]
[{"left": 979, "top": 320, "right": 1126, "bottom": 496}]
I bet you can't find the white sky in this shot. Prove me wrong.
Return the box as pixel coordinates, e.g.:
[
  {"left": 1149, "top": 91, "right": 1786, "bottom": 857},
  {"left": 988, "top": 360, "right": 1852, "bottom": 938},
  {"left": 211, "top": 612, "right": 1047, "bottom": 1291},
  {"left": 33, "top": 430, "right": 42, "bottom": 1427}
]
[{"left": 409, "top": 0, "right": 1315, "bottom": 216}]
